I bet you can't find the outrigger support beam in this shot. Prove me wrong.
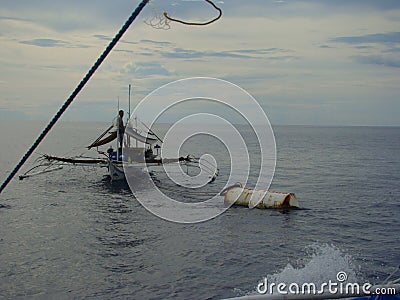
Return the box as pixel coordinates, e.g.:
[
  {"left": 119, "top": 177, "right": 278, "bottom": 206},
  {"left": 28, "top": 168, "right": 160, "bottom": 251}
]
[{"left": 43, "top": 155, "right": 107, "bottom": 165}]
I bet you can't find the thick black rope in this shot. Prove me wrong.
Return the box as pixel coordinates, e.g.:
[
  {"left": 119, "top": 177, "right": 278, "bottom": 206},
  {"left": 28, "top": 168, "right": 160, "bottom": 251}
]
[{"left": 0, "top": 0, "right": 150, "bottom": 195}]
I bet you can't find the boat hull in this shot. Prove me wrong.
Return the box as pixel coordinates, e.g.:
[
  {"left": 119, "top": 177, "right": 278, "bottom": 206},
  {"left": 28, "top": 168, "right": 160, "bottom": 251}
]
[{"left": 108, "top": 160, "right": 125, "bottom": 181}]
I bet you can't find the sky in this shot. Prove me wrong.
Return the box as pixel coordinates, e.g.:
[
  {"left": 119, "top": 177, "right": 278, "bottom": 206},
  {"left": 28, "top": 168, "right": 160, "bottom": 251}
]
[{"left": 0, "top": 0, "right": 399, "bottom": 126}]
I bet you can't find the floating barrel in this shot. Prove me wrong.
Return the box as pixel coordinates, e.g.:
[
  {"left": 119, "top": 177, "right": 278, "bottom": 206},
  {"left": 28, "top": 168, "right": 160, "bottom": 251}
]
[{"left": 222, "top": 184, "right": 299, "bottom": 209}]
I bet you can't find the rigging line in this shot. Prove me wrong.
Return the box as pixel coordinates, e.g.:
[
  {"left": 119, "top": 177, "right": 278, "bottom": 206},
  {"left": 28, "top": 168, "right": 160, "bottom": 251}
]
[
  {"left": 164, "top": 0, "right": 222, "bottom": 26},
  {"left": 0, "top": 0, "right": 150, "bottom": 195},
  {"left": 139, "top": 120, "right": 163, "bottom": 143}
]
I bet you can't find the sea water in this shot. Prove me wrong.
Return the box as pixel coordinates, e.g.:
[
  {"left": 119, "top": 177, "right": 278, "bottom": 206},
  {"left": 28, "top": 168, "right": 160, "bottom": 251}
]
[{"left": 0, "top": 121, "right": 399, "bottom": 299}]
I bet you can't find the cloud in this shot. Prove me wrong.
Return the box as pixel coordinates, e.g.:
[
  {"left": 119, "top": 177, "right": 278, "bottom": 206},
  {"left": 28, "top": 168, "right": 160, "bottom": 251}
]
[
  {"left": 319, "top": 45, "right": 335, "bottom": 49},
  {"left": 140, "top": 39, "right": 173, "bottom": 47},
  {"left": 217, "top": 0, "right": 400, "bottom": 18},
  {"left": 384, "top": 47, "right": 400, "bottom": 53},
  {"left": 160, "top": 47, "right": 250, "bottom": 59},
  {"left": 1, "top": 1, "right": 143, "bottom": 32},
  {"left": 354, "top": 55, "right": 400, "bottom": 68},
  {"left": 93, "top": 34, "right": 139, "bottom": 46},
  {"left": 326, "top": 0, "right": 400, "bottom": 10},
  {"left": 153, "top": 46, "right": 297, "bottom": 60},
  {"left": 19, "top": 38, "right": 67, "bottom": 47},
  {"left": 93, "top": 34, "right": 112, "bottom": 41},
  {"left": 19, "top": 38, "right": 89, "bottom": 48},
  {"left": 328, "top": 32, "right": 400, "bottom": 68},
  {"left": 302, "top": 0, "right": 400, "bottom": 11},
  {"left": 2, "top": 0, "right": 400, "bottom": 34},
  {"left": 0, "top": 16, "right": 27, "bottom": 22},
  {"left": 121, "top": 62, "right": 172, "bottom": 77},
  {"left": 115, "top": 43, "right": 294, "bottom": 61},
  {"left": 353, "top": 45, "right": 374, "bottom": 50},
  {"left": 234, "top": 48, "right": 287, "bottom": 53},
  {"left": 330, "top": 32, "right": 400, "bottom": 44}
]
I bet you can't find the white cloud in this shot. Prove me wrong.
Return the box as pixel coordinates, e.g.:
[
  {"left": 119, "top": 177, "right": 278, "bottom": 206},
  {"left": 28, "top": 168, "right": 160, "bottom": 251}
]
[{"left": 122, "top": 61, "right": 172, "bottom": 77}]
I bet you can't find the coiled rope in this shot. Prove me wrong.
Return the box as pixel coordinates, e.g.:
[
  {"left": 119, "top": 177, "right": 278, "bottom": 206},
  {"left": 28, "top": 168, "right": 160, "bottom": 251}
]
[
  {"left": 0, "top": 0, "right": 150, "bottom": 195},
  {"left": 164, "top": 0, "right": 222, "bottom": 26}
]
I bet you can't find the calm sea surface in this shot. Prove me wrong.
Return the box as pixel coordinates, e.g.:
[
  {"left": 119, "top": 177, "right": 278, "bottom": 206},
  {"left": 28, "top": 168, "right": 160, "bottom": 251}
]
[{"left": 0, "top": 121, "right": 399, "bottom": 299}]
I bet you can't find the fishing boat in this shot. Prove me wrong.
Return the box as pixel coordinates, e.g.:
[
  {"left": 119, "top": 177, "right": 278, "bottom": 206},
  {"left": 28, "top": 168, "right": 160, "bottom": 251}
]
[
  {"left": 86, "top": 114, "right": 158, "bottom": 182},
  {"left": 19, "top": 117, "right": 212, "bottom": 183},
  {"left": 18, "top": 82, "right": 218, "bottom": 183}
]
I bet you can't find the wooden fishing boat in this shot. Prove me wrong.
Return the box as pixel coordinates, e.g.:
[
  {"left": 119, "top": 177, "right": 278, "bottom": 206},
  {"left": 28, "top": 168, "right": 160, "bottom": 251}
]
[{"left": 19, "top": 115, "right": 216, "bottom": 184}]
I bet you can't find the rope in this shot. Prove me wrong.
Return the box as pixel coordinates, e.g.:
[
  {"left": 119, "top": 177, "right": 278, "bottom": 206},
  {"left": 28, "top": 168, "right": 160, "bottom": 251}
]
[
  {"left": 164, "top": 0, "right": 222, "bottom": 26},
  {"left": 0, "top": 0, "right": 150, "bottom": 195}
]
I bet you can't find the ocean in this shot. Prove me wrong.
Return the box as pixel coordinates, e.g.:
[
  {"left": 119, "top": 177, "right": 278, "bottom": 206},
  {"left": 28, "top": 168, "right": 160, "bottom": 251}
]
[{"left": 0, "top": 121, "right": 399, "bottom": 299}]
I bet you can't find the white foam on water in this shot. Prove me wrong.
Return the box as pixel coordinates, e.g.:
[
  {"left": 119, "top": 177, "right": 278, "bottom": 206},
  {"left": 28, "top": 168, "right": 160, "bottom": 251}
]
[
  {"left": 269, "top": 243, "right": 359, "bottom": 285},
  {"left": 237, "top": 243, "right": 361, "bottom": 296}
]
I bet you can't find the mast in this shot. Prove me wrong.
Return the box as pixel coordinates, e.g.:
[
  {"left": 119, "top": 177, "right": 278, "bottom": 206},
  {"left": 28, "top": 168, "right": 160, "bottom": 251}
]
[
  {"left": 116, "top": 97, "right": 120, "bottom": 161},
  {"left": 135, "top": 116, "right": 138, "bottom": 148},
  {"left": 128, "top": 84, "right": 131, "bottom": 121},
  {"left": 128, "top": 84, "right": 131, "bottom": 147}
]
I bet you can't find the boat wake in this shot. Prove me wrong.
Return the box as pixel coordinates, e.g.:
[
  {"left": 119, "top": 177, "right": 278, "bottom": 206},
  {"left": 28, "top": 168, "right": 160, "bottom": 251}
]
[{"left": 235, "top": 243, "right": 360, "bottom": 297}]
